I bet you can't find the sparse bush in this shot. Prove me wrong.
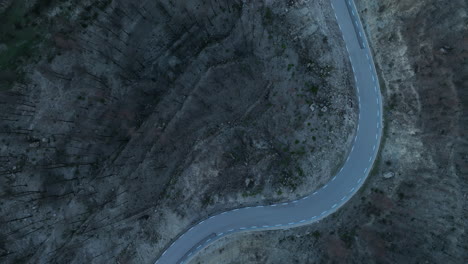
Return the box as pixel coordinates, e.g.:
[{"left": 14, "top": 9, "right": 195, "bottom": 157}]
[{"left": 306, "top": 82, "right": 319, "bottom": 94}]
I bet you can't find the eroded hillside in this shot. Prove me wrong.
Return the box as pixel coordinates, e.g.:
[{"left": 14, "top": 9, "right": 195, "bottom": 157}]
[
  {"left": 0, "top": 0, "right": 358, "bottom": 263},
  {"left": 192, "top": 0, "right": 468, "bottom": 263}
]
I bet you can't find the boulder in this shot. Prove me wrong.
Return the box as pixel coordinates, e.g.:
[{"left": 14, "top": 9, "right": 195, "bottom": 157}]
[{"left": 383, "top": 171, "right": 395, "bottom": 179}]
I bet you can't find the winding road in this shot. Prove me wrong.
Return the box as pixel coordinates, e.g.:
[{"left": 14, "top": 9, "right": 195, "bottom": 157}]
[{"left": 155, "top": 0, "right": 383, "bottom": 263}]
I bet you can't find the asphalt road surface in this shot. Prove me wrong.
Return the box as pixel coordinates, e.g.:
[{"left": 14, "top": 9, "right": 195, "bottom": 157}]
[{"left": 155, "top": 0, "right": 383, "bottom": 263}]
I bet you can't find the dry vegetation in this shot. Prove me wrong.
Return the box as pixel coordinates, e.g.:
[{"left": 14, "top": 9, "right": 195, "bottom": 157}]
[
  {"left": 0, "top": 0, "right": 358, "bottom": 263},
  {"left": 192, "top": 0, "right": 468, "bottom": 263}
]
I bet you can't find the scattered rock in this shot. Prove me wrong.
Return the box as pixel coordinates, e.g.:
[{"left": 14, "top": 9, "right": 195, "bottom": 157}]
[
  {"left": 383, "top": 171, "right": 394, "bottom": 179},
  {"left": 245, "top": 178, "right": 252, "bottom": 187},
  {"left": 29, "top": 141, "right": 40, "bottom": 148},
  {"left": 439, "top": 45, "right": 453, "bottom": 54},
  {"left": 252, "top": 138, "right": 269, "bottom": 149}
]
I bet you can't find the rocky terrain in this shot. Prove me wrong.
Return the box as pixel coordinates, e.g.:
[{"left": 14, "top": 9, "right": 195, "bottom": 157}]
[
  {"left": 193, "top": 0, "right": 468, "bottom": 263},
  {"left": 0, "top": 0, "right": 358, "bottom": 263}
]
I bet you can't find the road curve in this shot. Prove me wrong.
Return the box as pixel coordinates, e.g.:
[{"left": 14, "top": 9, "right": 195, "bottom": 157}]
[{"left": 155, "top": 0, "right": 383, "bottom": 263}]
